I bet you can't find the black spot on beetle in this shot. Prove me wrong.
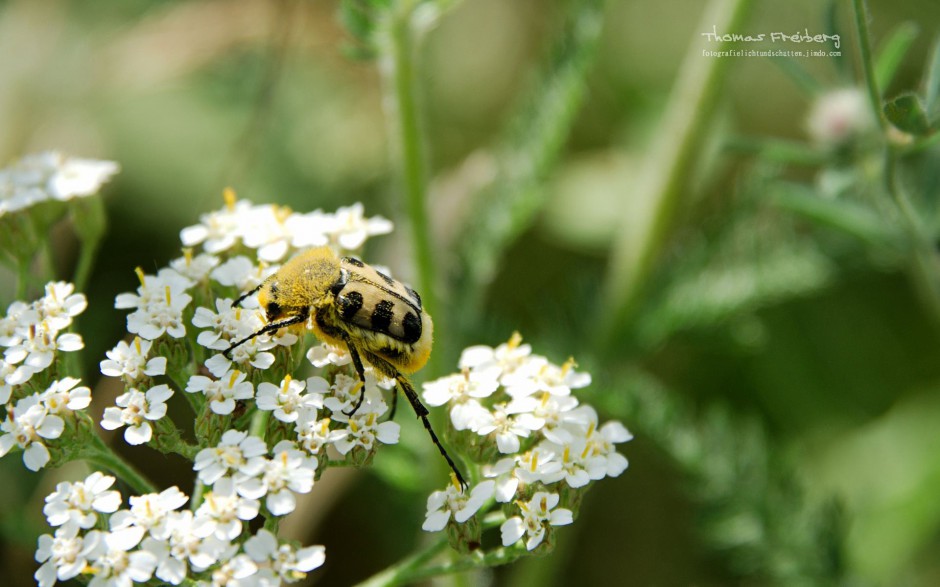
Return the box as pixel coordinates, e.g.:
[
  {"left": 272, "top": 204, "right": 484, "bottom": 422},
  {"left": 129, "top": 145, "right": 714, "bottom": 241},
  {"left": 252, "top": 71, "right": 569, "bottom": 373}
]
[
  {"left": 370, "top": 300, "right": 394, "bottom": 333},
  {"left": 402, "top": 312, "right": 422, "bottom": 343},
  {"left": 343, "top": 257, "right": 365, "bottom": 268},
  {"left": 405, "top": 286, "right": 422, "bottom": 309},
  {"left": 338, "top": 291, "right": 363, "bottom": 321},
  {"left": 330, "top": 269, "right": 348, "bottom": 296},
  {"left": 265, "top": 302, "right": 281, "bottom": 319},
  {"left": 377, "top": 271, "right": 395, "bottom": 286}
]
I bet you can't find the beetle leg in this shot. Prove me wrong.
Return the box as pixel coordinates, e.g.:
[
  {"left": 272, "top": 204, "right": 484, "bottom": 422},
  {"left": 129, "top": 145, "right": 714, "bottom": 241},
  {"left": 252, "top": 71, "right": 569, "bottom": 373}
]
[
  {"left": 365, "top": 352, "right": 468, "bottom": 490},
  {"left": 223, "top": 310, "right": 307, "bottom": 359},
  {"left": 340, "top": 334, "right": 369, "bottom": 417}
]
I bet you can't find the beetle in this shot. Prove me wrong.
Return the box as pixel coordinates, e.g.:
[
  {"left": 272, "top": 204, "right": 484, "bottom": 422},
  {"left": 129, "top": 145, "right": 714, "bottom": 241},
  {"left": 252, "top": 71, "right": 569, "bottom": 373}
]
[{"left": 223, "top": 246, "right": 466, "bottom": 488}]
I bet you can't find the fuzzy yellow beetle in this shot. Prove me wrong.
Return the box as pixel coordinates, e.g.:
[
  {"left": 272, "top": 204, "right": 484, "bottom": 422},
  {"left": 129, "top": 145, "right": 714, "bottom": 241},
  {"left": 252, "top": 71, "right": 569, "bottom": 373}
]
[{"left": 224, "top": 246, "right": 467, "bottom": 488}]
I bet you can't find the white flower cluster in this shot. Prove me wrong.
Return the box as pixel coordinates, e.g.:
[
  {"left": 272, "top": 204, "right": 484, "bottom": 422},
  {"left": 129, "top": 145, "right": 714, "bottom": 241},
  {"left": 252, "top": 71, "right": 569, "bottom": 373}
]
[
  {"left": 180, "top": 189, "right": 392, "bottom": 262},
  {"left": 420, "top": 333, "right": 631, "bottom": 551},
  {"left": 0, "top": 151, "right": 119, "bottom": 218},
  {"left": 0, "top": 283, "right": 91, "bottom": 471},
  {"left": 35, "top": 471, "right": 325, "bottom": 587}
]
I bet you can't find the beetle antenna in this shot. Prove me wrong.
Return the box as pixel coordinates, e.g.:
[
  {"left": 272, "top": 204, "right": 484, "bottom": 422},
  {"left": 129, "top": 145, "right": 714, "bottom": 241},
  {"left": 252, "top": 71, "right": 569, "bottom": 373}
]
[{"left": 232, "top": 282, "right": 265, "bottom": 308}]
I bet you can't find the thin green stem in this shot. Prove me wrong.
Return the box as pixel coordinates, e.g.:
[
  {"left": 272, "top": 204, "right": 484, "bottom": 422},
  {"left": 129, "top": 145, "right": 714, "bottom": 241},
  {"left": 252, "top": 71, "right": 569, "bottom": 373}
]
[
  {"left": 73, "top": 237, "right": 101, "bottom": 294},
  {"left": 16, "top": 255, "right": 29, "bottom": 300},
  {"left": 851, "top": 0, "right": 889, "bottom": 132},
  {"left": 379, "top": 2, "right": 439, "bottom": 372},
  {"left": 83, "top": 436, "right": 157, "bottom": 495},
  {"left": 383, "top": 5, "right": 435, "bottom": 315},
  {"left": 353, "top": 538, "right": 449, "bottom": 587},
  {"left": 852, "top": 0, "right": 940, "bottom": 326},
  {"left": 601, "top": 0, "right": 755, "bottom": 346}
]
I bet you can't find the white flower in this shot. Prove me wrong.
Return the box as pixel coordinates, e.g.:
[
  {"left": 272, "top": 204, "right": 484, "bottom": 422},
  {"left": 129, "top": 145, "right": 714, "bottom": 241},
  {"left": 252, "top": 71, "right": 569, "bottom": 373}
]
[
  {"left": 422, "top": 370, "right": 497, "bottom": 431},
  {"left": 458, "top": 332, "right": 533, "bottom": 380},
  {"left": 210, "top": 256, "right": 277, "bottom": 291},
  {"left": 169, "top": 250, "right": 220, "bottom": 283},
  {"left": 0, "top": 151, "right": 118, "bottom": 218},
  {"left": 35, "top": 282, "right": 87, "bottom": 331},
  {"left": 515, "top": 446, "right": 564, "bottom": 486},
  {"left": 500, "top": 491, "right": 573, "bottom": 551},
  {"left": 40, "top": 377, "right": 92, "bottom": 415},
  {"left": 306, "top": 343, "right": 351, "bottom": 368},
  {"left": 35, "top": 526, "right": 101, "bottom": 587},
  {"left": 126, "top": 288, "right": 192, "bottom": 340},
  {"left": 100, "top": 384, "right": 173, "bottom": 445},
  {"left": 294, "top": 409, "right": 345, "bottom": 455},
  {"left": 472, "top": 403, "right": 542, "bottom": 454},
  {"left": 4, "top": 321, "right": 84, "bottom": 371},
  {"left": 142, "top": 511, "right": 228, "bottom": 584},
  {"left": 194, "top": 478, "right": 260, "bottom": 541},
  {"left": 43, "top": 471, "right": 122, "bottom": 531},
  {"left": 244, "top": 529, "right": 325, "bottom": 581},
  {"left": 322, "top": 373, "right": 387, "bottom": 419},
  {"left": 256, "top": 376, "right": 324, "bottom": 423},
  {"left": 422, "top": 480, "right": 495, "bottom": 532},
  {"left": 285, "top": 210, "right": 333, "bottom": 250},
  {"left": 100, "top": 337, "right": 167, "bottom": 382},
  {"left": 207, "top": 551, "right": 259, "bottom": 586},
  {"left": 251, "top": 441, "right": 316, "bottom": 516},
  {"left": 194, "top": 429, "right": 268, "bottom": 485},
  {"left": 179, "top": 191, "right": 253, "bottom": 254},
  {"left": 542, "top": 436, "right": 605, "bottom": 489},
  {"left": 327, "top": 203, "right": 393, "bottom": 251},
  {"left": 186, "top": 371, "right": 254, "bottom": 416},
  {"left": 85, "top": 527, "right": 158, "bottom": 586},
  {"left": 584, "top": 420, "right": 633, "bottom": 479},
  {"left": 116, "top": 268, "right": 193, "bottom": 340},
  {"left": 0, "top": 394, "right": 64, "bottom": 470},
  {"left": 332, "top": 412, "right": 400, "bottom": 455},
  {"left": 502, "top": 357, "right": 591, "bottom": 399},
  {"left": 0, "top": 357, "right": 31, "bottom": 403},
  {"left": 807, "top": 87, "right": 875, "bottom": 145},
  {"left": 111, "top": 487, "right": 189, "bottom": 538},
  {"left": 240, "top": 204, "right": 300, "bottom": 262},
  {"left": 505, "top": 392, "right": 585, "bottom": 444}
]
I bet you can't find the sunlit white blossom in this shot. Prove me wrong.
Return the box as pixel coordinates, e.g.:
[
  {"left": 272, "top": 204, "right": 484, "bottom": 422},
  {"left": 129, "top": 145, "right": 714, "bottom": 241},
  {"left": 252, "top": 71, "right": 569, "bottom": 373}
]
[
  {"left": 422, "top": 370, "right": 497, "bottom": 431},
  {"left": 100, "top": 384, "right": 173, "bottom": 445},
  {"left": 0, "top": 151, "right": 118, "bottom": 217},
  {"left": 332, "top": 412, "right": 400, "bottom": 455},
  {"left": 100, "top": 337, "right": 167, "bottom": 382},
  {"left": 186, "top": 371, "right": 254, "bottom": 416},
  {"left": 243, "top": 529, "right": 325, "bottom": 582},
  {"left": 256, "top": 376, "right": 324, "bottom": 423},
  {"left": 35, "top": 526, "right": 102, "bottom": 587},
  {"left": 194, "top": 478, "right": 260, "bottom": 541},
  {"left": 43, "top": 471, "right": 121, "bottom": 531},
  {"left": 193, "top": 429, "right": 268, "bottom": 485},
  {"left": 472, "top": 403, "right": 542, "bottom": 454},
  {"left": 169, "top": 250, "right": 220, "bottom": 283},
  {"left": 500, "top": 491, "right": 573, "bottom": 551},
  {"left": 422, "top": 480, "right": 495, "bottom": 532},
  {"left": 0, "top": 394, "right": 64, "bottom": 470},
  {"left": 40, "top": 377, "right": 92, "bottom": 415}
]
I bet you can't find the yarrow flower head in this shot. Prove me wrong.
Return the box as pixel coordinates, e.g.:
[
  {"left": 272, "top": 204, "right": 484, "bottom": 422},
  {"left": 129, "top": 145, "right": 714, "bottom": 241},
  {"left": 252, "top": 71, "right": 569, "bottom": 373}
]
[
  {"left": 421, "top": 333, "right": 631, "bottom": 555},
  {"left": 101, "top": 384, "right": 174, "bottom": 445},
  {"left": 0, "top": 151, "right": 118, "bottom": 217}
]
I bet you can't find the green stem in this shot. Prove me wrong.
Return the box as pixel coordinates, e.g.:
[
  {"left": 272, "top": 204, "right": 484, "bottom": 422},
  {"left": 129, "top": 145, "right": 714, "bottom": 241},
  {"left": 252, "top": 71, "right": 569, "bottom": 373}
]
[
  {"left": 16, "top": 255, "right": 29, "bottom": 300},
  {"left": 379, "top": 2, "right": 438, "bottom": 369},
  {"left": 353, "top": 538, "right": 449, "bottom": 587},
  {"left": 83, "top": 436, "right": 158, "bottom": 495},
  {"left": 73, "top": 236, "right": 101, "bottom": 294},
  {"left": 851, "top": 0, "right": 889, "bottom": 132},
  {"left": 853, "top": 0, "right": 940, "bottom": 326},
  {"left": 601, "top": 0, "right": 754, "bottom": 345}
]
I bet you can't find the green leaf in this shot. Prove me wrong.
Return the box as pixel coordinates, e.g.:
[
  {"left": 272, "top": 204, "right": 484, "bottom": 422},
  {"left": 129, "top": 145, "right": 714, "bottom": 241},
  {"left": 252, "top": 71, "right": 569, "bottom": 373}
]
[
  {"left": 925, "top": 36, "right": 940, "bottom": 123},
  {"left": 824, "top": 0, "right": 849, "bottom": 80},
  {"left": 454, "top": 0, "right": 605, "bottom": 308},
  {"left": 874, "top": 22, "right": 919, "bottom": 91},
  {"left": 771, "top": 56, "right": 821, "bottom": 95},
  {"left": 771, "top": 184, "right": 896, "bottom": 247},
  {"left": 884, "top": 93, "right": 931, "bottom": 135}
]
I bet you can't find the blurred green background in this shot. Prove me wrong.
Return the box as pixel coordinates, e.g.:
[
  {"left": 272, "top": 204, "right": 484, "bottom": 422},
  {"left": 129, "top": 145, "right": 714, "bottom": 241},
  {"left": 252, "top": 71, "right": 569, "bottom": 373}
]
[{"left": 3, "top": 0, "right": 940, "bottom": 584}]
